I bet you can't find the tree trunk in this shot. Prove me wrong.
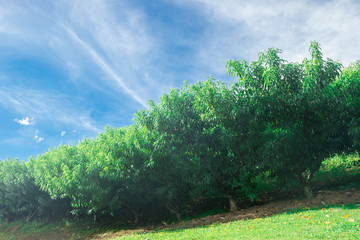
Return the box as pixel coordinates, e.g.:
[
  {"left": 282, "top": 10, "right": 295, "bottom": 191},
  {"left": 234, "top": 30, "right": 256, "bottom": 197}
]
[
  {"left": 165, "top": 203, "right": 182, "bottom": 221},
  {"left": 44, "top": 214, "right": 50, "bottom": 223},
  {"left": 175, "top": 212, "right": 182, "bottom": 222},
  {"left": 304, "top": 184, "right": 314, "bottom": 199},
  {"left": 296, "top": 170, "right": 315, "bottom": 199},
  {"left": 26, "top": 209, "right": 37, "bottom": 222},
  {"left": 228, "top": 194, "right": 238, "bottom": 212},
  {"left": 132, "top": 210, "right": 139, "bottom": 225}
]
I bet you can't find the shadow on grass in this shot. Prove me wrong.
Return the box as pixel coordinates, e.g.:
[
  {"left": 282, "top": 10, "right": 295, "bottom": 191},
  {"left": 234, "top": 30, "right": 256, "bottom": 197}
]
[{"left": 147, "top": 202, "right": 360, "bottom": 235}]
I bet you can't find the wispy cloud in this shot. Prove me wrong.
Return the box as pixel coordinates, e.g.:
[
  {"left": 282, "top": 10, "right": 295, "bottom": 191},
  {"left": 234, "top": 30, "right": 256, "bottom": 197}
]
[
  {"left": 53, "top": 0, "right": 163, "bottom": 106},
  {"left": 14, "top": 117, "right": 35, "bottom": 126},
  {"left": 0, "top": 86, "right": 100, "bottom": 133},
  {"left": 65, "top": 27, "right": 148, "bottom": 108},
  {"left": 0, "top": 0, "right": 166, "bottom": 108},
  {"left": 173, "top": 0, "right": 360, "bottom": 71},
  {"left": 61, "top": 131, "right": 66, "bottom": 137}
]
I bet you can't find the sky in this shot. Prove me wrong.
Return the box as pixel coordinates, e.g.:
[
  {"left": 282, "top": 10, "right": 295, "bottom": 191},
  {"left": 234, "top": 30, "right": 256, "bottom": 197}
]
[{"left": 1, "top": 0, "right": 360, "bottom": 160}]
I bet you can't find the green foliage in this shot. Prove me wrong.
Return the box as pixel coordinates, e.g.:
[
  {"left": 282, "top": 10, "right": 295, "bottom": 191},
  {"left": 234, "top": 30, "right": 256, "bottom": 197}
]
[
  {"left": 30, "top": 125, "right": 160, "bottom": 222},
  {"left": 0, "top": 158, "right": 64, "bottom": 222},
  {"left": 227, "top": 42, "right": 344, "bottom": 197},
  {"left": 313, "top": 152, "right": 360, "bottom": 189},
  {"left": 336, "top": 61, "right": 360, "bottom": 148},
  {"left": 30, "top": 141, "right": 125, "bottom": 217},
  {"left": 321, "top": 152, "right": 360, "bottom": 171},
  {"left": 96, "top": 124, "right": 161, "bottom": 222},
  {"left": 0, "top": 158, "right": 36, "bottom": 221},
  {"left": 191, "top": 78, "right": 265, "bottom": 207},
  {"left": 137, "top": 86, "right": 205, "bottom": 219}
]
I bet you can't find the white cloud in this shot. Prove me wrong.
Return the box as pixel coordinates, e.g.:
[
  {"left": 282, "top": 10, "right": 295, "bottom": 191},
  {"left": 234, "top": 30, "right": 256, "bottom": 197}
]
[
  {"left": 14, "top": 117, "right": 35, "bottom": 126},
  {"left": 34, "top": 130, "right": 44, "bottom": 143},
  {"left": 34, "top": 135, "right": 44, "bottom": 143},
  {"left": 61, "top": 131, "right": 66, "bottom": 137},
  {"left": 173, "top": 0, "right": 360, "bottom": 73},
  {"left": 0, "top": 86, "right": 100, "bottom": 133}
]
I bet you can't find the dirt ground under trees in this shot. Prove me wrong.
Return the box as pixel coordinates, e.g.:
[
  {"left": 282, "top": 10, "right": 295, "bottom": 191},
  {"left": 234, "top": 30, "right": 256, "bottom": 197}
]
[
  {"left": 4, "top": 188, "right": 360, "bottom": 239},
  {"left": 91, "top": 188, "right": 360, "bottom": 239}
]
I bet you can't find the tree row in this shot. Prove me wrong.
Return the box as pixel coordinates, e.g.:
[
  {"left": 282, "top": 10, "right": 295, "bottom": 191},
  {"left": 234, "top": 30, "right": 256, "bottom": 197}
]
[{"left": 1, "top": 42, "right": 359, "bottom": 224}]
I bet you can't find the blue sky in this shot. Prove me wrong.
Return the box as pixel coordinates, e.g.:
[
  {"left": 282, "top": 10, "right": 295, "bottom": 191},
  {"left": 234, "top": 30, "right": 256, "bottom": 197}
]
[{"left": 1, "top": 0, "right": 360, "bottom": 160}]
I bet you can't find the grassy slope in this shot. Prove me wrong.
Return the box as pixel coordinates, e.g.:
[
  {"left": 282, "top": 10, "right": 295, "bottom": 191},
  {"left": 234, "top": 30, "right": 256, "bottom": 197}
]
[
  {"left": 102, "top": 152, "right": 360, "bottom": 239},
  {"left": 117, "top": 204, "right": 360, "bottom": 239},
  {"left": 0, "top": 220, "right": 98, "bottom": 240}
]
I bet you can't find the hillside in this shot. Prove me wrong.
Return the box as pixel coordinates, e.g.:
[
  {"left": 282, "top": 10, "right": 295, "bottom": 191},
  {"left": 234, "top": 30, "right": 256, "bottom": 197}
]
[
  {"left": 1, "top": 188, "right": 359, "bottom": 240},
  {"left": 93, "top": 188, "right": 360, "bottom": 239}
]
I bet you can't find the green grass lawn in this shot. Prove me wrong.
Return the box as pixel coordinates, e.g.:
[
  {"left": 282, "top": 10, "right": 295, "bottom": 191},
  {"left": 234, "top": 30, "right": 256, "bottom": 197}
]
[{"left": 116, "top": 204, "right": 360, "bottom": 240}]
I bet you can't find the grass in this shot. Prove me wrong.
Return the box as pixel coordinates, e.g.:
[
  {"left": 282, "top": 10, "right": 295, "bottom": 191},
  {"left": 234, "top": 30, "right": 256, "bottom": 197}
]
[
  {"left": 317, "top": 152, "right": 360, "bottom": 177},
  {"left": 313, "top": 152, "right": 360, "bottom": 190},
  {"left": 115, "top": 204, "right": 360, "bottom": 240},
  {"left": 0, "top": 219, "right": 99, "bottom": 240}
]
